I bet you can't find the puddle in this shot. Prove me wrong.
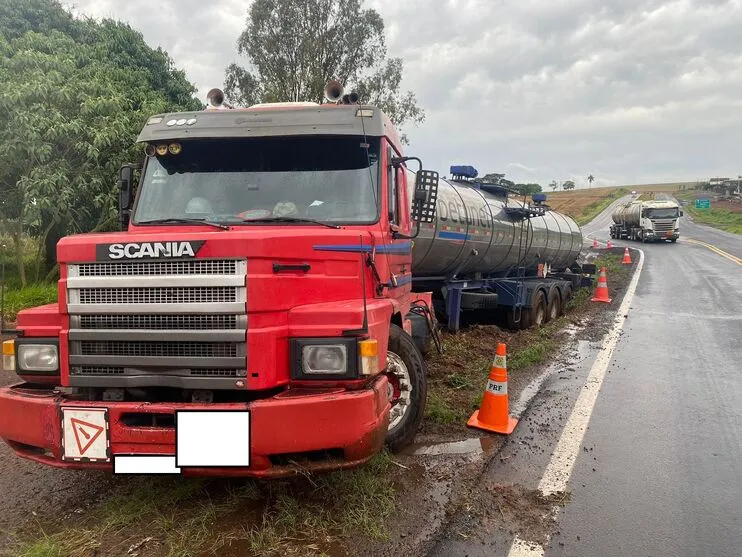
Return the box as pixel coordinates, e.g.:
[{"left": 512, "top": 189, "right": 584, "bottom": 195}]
[{"left": 405, "top": 436, "right": 499, "bottom": 457}]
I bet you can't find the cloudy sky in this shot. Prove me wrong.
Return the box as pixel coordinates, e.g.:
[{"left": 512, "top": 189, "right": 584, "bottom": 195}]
[{"left": 69, "top": 0, "right": 742, "bottom": 188}]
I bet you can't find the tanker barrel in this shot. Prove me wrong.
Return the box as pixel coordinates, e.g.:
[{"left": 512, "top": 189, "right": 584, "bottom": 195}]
[{"left": 410, "top": 167, "right": 584, "bottom": 279}]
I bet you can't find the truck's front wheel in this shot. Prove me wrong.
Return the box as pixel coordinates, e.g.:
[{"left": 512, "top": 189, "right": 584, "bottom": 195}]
[{"left": 385, "top": 324, "right": 428, "bottom": 453}]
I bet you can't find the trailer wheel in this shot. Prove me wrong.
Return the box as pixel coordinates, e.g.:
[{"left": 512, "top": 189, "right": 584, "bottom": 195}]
[
  {"left": 546, "top": 287, "right": 562, "bottom": 321},
  {"left": 560, "top": 284, "right": 573, "bottom": 314},
  {"left": 525, "top": 290, "right": 547, "bottom": 328},
  {"left": 385, "top": 324, "right": 427, "bottom": 453}
]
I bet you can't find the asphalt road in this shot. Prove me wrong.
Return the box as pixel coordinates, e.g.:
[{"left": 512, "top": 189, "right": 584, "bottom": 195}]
[
  {"left": 548, "top": 221, "right": 742, "bottom": 556},
  {"left": 429, "top": 194, "right": 742, "bottom": 556}
]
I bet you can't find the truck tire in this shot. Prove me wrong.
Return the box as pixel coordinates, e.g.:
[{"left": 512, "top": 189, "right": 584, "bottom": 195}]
[
  {"left": 546, "top": 287, "right": 561, "bottom": 322},
  {"left": 524, "top": 290, "right": 547, "bottom": 329},
  {"left": 561, "top": 284, "right": 573, "bottom": 314},
  {"left": 385, "top": 324, "right": 427, "bottom": 453}
]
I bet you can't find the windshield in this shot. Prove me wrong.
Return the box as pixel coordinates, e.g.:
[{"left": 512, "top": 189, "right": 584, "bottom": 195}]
[
  {"left": 133, "top": 136, "right": 380, "bottom": 225},
  {"left": 646, "top": 208, "right": 680, "bottom": 219}
]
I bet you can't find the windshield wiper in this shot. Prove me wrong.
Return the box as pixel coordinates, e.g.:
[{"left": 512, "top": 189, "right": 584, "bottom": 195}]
[
  {"left": 238, "top": 217, "right": 340, "bottom": 229},
  {"left": 135, "top": 217, "right": 230, "bottom": 231}
]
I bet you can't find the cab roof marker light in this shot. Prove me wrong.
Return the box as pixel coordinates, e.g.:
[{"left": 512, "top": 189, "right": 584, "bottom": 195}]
[
  {"left": 146, "top": 116, "right": 163, "bottom": 125},
  {"left": 356, "top": 109, "right": 374, "bottom": 118}
]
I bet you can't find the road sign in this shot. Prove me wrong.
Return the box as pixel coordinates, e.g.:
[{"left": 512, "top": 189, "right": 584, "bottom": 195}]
[{"left": 695, "top": 199, "right": 710, "bottom": 209}]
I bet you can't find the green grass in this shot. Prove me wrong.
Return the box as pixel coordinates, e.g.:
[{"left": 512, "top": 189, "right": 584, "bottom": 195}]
[
  {"left": 2, "top": 283, "right": 58, "bottom": 321},
  {"left": 10, "top": 454, "right": 396, "bottom": 557},
  {"left": 675, "top": 192, "right": 742, "bottom": 234},
  {"left": 426, "top": 391, "right": 464, "bottom": 423},
  {"left": 572, "top": 187, "right": 629, "bottom": 226}
]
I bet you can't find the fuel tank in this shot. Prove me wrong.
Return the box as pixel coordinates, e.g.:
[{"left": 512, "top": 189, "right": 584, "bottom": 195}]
[{"left": 410, "top": 176, "right": 583, "bottom": 279}]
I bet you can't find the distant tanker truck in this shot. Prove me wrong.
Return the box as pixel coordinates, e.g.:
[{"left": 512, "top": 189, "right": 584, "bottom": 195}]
[{"left": 609, "top": 199, "right": 682, "bottom": 243}]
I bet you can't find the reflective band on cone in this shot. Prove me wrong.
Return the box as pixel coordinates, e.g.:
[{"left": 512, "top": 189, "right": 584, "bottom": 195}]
[{"left": 467, "top": 342, "right": 518, "bottom": 435}]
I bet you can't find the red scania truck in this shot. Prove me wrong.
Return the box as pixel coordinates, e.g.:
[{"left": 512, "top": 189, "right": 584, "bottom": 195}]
[
  {"left": 0, "top": 85, "right": 441, "bottom": 476},
  {"left": 0, "top": 84, "right": 589, "bottom": 477}
]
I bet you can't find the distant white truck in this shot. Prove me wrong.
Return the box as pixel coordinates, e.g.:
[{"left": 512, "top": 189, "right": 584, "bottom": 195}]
[{"left": 610, "top": 199, "right": 682, "bottom": 243}]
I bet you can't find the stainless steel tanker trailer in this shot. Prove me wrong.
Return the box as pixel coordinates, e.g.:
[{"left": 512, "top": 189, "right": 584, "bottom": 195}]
[
  {"left": 407, "top": 166, "right": 594, "bottom": 332},
  {"left": 609, "top": 199, "right": 682, "bottom": 242}
]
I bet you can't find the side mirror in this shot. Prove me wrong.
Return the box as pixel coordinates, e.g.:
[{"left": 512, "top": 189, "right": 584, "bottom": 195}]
[
  {"left": 119, "top": 165, "right": 135, "bottom": 229},
  {"left": 680, "top": 210, "right": 684, "bottom": 217},
  {"left": 411, "top": 169, "right": 439, "bottom": 224}
]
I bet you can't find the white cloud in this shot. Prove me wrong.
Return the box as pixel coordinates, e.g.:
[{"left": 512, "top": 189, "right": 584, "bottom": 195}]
[{"left": 69, "top": 0, "right": 742, "bottom": 185}]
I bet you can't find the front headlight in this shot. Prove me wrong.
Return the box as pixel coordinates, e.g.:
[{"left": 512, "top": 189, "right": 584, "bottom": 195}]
[
  {"left": 290, "top": 338, "right": 358, "bottom": 380},
  {"left": 17, "top": 343, "right": 59, "bottom": 372},
  {"left": 302, "top": 345, "right": 348, "bottom": 375}
]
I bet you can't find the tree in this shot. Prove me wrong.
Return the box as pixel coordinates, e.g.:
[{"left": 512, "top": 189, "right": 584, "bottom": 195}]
[
  {"left": 562, "top": 180, "right": 576, "bottom": 191},
  {"left": 225, "top": 0, "right": 424, "bottom": 139},
  {"left": 549, "top": 180, "right": 559, "bottom": 191},
  {"left": 587, "top": 174, "right": 594, "bottom": 186},
  {"left": 513, "top": 183, "right": 542, "bottom": 196},
  {"left": 481, "top": 173, "right": 505, "bottom": 183},
  {"left": 0, "top": 0, "right": 200, "bottom": 283}
]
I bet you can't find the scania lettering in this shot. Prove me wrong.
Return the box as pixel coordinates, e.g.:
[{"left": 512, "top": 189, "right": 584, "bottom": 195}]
[{"left": 105, "top": 241, "right": 203, "bottom": 260}]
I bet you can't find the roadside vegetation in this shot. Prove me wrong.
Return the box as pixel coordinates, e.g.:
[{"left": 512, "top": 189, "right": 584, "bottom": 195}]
[
  {"left": 0, "top": 239, "right": 57, "bottom": 324},
  {"left": 676, "top": 191, "right": 742, "bottom": 234},
  {"left": 10, "top": 452, "right": 395, "bottom": 557}
]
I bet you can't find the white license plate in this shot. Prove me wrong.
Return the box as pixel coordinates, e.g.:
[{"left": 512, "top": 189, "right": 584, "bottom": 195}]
[{"left": 61, "top": 407, "right": 110, "bottom": 462}]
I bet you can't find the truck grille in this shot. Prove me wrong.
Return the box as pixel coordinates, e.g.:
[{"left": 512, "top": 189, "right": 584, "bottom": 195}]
[
  {"left": 77, "top": 260, "right": 238, "bottom": 277},
  {"left": 71, "top": 366, "right": 244, "bottom": 378},
  {"left": 652, "top": 220, "right": 675, "bottom": 232},
  {"left": 79, "top": 314, "right": 240, "bottom": 330},
  {"left": 78, "top": 286, "right": 237, "bottom": 305},
  {"left": 80, "top": 341, "right": 238, "bottom": 358},
  {"left": 67, "top": 259, "right": 247, "bottom": 389}
]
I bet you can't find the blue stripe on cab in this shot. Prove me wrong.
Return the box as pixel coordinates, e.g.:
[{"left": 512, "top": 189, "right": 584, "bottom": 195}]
[{"left": 313, "top": 242, "right": 412, "bottom": 255}]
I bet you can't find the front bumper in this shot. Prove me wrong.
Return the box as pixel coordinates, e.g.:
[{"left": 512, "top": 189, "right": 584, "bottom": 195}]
[
  {"left": 646, "top": 231, "right": 679, "bottom": 240},
  {"left": 0, "top": 377, "right": 390, "bottom": 478}
]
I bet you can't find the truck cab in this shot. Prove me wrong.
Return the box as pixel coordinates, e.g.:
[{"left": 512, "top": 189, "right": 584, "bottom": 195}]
[
  {"left": 0, "top": 91, "right": 440, "bottom": 476},
  {"left": 638, "top": 201, "right": 682, "bottom": 242}
]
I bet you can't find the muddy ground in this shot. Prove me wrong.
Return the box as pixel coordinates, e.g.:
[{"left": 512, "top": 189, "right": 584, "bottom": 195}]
[{"left": 0, "top": 249, "right": 636, "bottom": 557}]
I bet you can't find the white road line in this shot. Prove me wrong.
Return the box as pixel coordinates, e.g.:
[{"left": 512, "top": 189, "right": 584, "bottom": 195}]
[{"left": 506, "top": 248, "right": 646, "bottom": 557}]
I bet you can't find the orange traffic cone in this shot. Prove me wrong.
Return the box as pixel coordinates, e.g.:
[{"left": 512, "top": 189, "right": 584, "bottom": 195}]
[
  {"left": 591, "top": 267, "right": 612, "bottom": 303},
  {"left": 468, "top": 343, "right": 518, "bottom": 434},
  {"left": 606, "top": 240, "right": 613, "bottom": 249},
  {"left": 592, "top": 238, "right": 598, "bottom": 249},
  {"left": 622, "top": 247, "right": 632, "bottom": 265}
]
